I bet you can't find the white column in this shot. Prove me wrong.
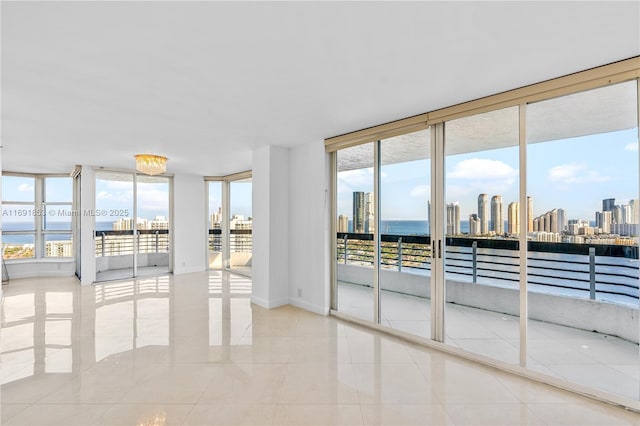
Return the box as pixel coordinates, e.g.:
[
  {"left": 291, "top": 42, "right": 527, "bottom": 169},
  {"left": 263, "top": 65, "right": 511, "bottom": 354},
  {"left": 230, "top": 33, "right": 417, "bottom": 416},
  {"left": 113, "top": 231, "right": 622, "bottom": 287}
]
[
  {"left": 173, "top": 173, "right": 206, "bottom": 275},
  {"left": 252, "top": 145, "right": 289, "bottom": 309},
  {"left": 287, "top": 141, "right": 330, "bottom": 315}
]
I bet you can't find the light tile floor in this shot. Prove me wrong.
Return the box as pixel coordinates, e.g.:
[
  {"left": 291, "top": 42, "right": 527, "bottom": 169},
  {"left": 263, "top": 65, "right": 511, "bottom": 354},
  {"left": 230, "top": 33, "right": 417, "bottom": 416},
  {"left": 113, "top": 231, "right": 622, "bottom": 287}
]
[
  {"left": 338, "top": 282, "right": 640, "bottom": 405},
  {"left": 0, "top": 272, "right": 637, "bottom": 425}
]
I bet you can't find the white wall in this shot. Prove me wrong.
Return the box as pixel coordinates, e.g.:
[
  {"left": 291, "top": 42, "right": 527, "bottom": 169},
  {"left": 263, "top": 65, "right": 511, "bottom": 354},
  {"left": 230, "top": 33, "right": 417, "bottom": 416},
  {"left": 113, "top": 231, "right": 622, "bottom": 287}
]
[
  {"left": 173, "top": 173, "right": 206, "bottom": 275},
  {"left": 287, "top": 140, "right": 330, "bottom": 315},
  {"left": 252, "top": 145, "right": 289, "bottom": 308}
]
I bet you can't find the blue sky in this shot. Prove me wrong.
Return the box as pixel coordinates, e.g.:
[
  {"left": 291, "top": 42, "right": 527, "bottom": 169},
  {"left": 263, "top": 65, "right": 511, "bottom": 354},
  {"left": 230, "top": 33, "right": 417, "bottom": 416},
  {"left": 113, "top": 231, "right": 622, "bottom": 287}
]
[
  {"left": 338, "top": 128, "right": 639, "bottom": 222},
  {"left": 208, "top": 181, "right": 252, "bottom": 219}
]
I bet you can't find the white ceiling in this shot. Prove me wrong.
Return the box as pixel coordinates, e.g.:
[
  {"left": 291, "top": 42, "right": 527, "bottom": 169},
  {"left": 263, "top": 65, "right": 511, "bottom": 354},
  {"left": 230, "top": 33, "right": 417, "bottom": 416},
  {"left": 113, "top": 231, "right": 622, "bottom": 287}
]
[{"left": 2, "top": 1, "right": 639, "bottom": 176}]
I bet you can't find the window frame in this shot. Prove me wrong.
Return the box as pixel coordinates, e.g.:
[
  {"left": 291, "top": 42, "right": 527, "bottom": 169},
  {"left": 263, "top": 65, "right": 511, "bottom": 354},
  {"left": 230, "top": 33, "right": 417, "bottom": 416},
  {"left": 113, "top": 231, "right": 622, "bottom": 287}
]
[{"left": 2, "top": 172, "right": 75, "bottom": 260}]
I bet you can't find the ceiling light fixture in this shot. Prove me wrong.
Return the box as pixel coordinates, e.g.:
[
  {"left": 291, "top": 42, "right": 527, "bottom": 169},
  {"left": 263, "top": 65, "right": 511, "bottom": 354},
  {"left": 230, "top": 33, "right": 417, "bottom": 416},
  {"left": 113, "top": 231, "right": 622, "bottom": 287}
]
[{"left": 135, "top": 154, "right": 167, "bottom": 175}]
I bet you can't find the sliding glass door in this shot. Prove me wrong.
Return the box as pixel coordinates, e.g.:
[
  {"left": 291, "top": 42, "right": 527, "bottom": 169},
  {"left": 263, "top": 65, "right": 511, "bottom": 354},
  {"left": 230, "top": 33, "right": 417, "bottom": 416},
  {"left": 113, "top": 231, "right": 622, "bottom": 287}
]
[
  {"left": 443, "top": 107, "right": 520, "bottom": 364},
  {"left": 335, "top": 143, "right": 375, "bottom": 322},
  {"left": 330, "top": 73, "right": 640, "bottom": 405},
  {"left": 95, "top": 171, "right": 171, "bottom": 282},
  {"left": 206, "top": 173, "right": 253, "bottom": 276}
]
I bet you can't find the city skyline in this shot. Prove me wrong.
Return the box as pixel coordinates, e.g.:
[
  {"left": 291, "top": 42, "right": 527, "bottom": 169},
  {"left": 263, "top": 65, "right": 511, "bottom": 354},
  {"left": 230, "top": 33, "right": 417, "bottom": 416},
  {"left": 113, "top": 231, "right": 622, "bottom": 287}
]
[{"left": 337, "top": 127, "right": 638, "bottom": 222}]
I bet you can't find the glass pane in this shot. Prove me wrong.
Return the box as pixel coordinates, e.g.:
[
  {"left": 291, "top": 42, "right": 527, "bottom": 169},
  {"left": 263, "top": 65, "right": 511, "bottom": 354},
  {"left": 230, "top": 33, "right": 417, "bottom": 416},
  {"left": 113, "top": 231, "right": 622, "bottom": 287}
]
[
  {"left": 527, "top": 80, "right": 639, "bottom": 401},
  {"left": 2, "top": 204, "right": 36, "bottom": 231},
  {"left": 45, "top": 234, "right": 72, "bottom": 257},
  {"left": 336, "top": 143, "right": 375, "bottom": 322},
  {"left": 3, "top": 234, "right": 35, "bottom": 259},
  {"left": 44, "top": 177, "right": 72, "bottom": 202},
  {"left": 95, "top": 172, "right": 134, "bottom": 280},
  {"left": 44, "top": 204, "right": 72, "bottom": 231},
  {"left": 380, "top": 128, "right": 431, "bottom": 338},
  {"left": 136, "top": 175, "right": 170, "bottom": 277},
  {"left": 444, "top": 106, "right": 520, "bottom": 364},
  {"left": 2, "top": 176, "right": 35, "bottom": 202},
  {"left": 208, "top": 181, "right": 222, "bottom": 269},
  {"left": 229, "top": 179, "right": 252, "bottom": 276}
]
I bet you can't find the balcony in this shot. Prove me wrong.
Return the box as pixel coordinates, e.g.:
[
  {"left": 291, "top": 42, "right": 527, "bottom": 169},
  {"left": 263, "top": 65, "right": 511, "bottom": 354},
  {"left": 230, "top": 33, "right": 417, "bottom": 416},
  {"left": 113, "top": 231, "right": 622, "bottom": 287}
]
[
  {"left": 336, "top": 232, "right": 640, "bottom": 402},
  {"left": 207, "top": 229, "right": 253, "bottom": 273},
  {"left": 94, "top": 230, "right": 170, "bottom": 277}
]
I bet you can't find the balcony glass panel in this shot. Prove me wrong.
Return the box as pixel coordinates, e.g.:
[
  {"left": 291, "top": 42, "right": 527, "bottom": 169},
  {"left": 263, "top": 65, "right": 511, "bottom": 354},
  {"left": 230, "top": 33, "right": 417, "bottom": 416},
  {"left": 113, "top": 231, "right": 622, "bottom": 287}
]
[
  {"left": 208, "top": 181, "right": 223, "bottom": 269},
  {"left": 526, "top": 80, "right": 639, "bottom": 401},
  {"left": 336, "top": 142, "right": 375, "bottom": 322},
  {"left": 444, "top": 105, "right": 520, "bottom": 364},
  {"left": 229, "top": 179, "right": 252, "bottom": 276},
  {"left": 380, "top": 128, "right": 431, "bottom": 338}
]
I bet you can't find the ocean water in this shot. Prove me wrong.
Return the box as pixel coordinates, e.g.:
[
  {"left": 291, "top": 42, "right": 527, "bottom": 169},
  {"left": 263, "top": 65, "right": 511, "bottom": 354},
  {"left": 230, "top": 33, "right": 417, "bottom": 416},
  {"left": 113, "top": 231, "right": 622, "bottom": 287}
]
[
  {"left": 1, "top": 222, "right": 117, "bottom": 244},
  {"left": 350, "top": 220, "right": 473, "bottom": 235}
]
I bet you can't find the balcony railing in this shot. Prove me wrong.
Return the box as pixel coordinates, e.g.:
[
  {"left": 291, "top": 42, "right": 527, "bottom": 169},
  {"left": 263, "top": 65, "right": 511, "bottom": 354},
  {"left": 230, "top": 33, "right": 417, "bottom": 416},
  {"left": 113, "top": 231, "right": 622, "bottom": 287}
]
[
  {"left": 337, "top": 232, "right": 639, "bottom": 303},
  {"left": 208, "top": 229, "right": 253, "bottom": 253},
  {"left": 95, "top": 230, "right": 169, "bottom": 257}
]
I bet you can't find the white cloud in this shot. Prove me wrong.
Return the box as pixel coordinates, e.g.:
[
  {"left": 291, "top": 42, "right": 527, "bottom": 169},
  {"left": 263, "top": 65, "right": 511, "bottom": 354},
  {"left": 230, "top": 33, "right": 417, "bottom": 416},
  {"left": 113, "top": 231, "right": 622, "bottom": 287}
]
[
  {"left": 410, "top": 185, "right": 430, "bottom": 198},
  {"left": 446, "top": 158, "right": 517, "bottom": 197},
  {"left": 18, "top": 183, "right": 34, "bottom": 192},
  {"left": 548, "top": 163, "right": 610, "bottom": 185},
  {"left": 625, "top": 142, "right": 638, "bottom": 152},
  {"left": 448, "top": 158, "right": 518, "bottom": 180},
  {"left": 138, "top": 189, "right": 169, "bottom": 211},
  {"left": 96, "top": 191, "right": 112, "bottom": 200},
  {"left": 338, "top": 168, "right": 374, "bottom": 190}
]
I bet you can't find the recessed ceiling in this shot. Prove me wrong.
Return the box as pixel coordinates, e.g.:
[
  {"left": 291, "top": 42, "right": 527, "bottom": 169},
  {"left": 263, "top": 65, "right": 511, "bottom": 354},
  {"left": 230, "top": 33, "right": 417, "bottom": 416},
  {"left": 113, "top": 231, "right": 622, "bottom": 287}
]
[{"left": 2, "top": 1, "right": 639, "bottom": 176}]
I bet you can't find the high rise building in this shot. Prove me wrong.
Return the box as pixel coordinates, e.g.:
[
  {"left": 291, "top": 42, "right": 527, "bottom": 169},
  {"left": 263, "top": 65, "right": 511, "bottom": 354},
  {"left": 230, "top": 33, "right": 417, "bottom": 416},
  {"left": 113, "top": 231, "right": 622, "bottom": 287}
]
[
  {"left": 507, "top": 202, "right": 519, "bottom": 235},
  {"left": 544, "top": 211, "right": 552, "bottom": 233},
  {"left": 603, "top": 198, "right": 616, "bottom": 212},
  {"left": 630, "top": 199, "right": 640, "bottom": 224},
  {"left": 364, "top": 192, "right": 375, "bottom": 234},
  {"left": 596, "top": 211, "right": 612, "bottom": 234},
  {"left": 556, "top": 208, "right": 566, "bottom": 234},
  {"left": 446, "top": 202, "right": 460, "bottom": 235},
  {"left": 150, "top": 216, "right": 169, "bottom": 230},
  {"left": 337, "top": 215, "right": 349, "bottom": 233},
  {"left": 478, "top": 193, "right": 489, "bottom": 234},
  {"left": 210, "top": 207, "right": 222, "bottom": 229},
  {"left": 533, "top": 217, "right": 540, "bottom": 232},
  {"left": 491, "top": 195, "right": 503, "bottom": 235},
  {"left": 527, "top": 196, "right": 533, "bottom": 233},
  {"left": 469, "top": 214, "right": 480, "bottom": 235},
  {"left": 352, "top": 192, "right": 365, "bottom": 233}
]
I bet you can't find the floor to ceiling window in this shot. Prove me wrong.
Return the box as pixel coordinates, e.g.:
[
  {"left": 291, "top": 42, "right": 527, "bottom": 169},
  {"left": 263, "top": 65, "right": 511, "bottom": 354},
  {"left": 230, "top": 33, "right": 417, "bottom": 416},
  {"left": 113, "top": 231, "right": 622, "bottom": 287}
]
[
  {"left": 328, "top": 59, "right": 640, "bottom": 407},
  {"left": 380, "top": 129, "right": 431, "bottom": 338},
  {"left": 444, "top": 106, "right": 521, "bottom": 364},
  {"left": 205, "top": 172, "right": 252, "bottom": 277},
  {"left": 526, "top": 80, "right": 639, "bottom": 400},
  {"left": 207, "top": 181, "right": 223, "bottom": 269},
  {"left": 94, "top": 171, "right": 171, "bottom": 282},
  {"left": 335, "top": 143, "right": 375, "bottom": 322},
  {"left": 229, "top": 178, "right": 252, "bottom": 276}
]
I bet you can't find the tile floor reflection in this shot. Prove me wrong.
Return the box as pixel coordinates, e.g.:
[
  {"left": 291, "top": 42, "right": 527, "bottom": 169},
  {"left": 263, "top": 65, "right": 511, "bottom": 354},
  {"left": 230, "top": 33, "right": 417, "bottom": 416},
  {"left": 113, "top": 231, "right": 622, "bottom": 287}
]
[{"left": 0, "top": 272, "right": 637, "bottom": 425}]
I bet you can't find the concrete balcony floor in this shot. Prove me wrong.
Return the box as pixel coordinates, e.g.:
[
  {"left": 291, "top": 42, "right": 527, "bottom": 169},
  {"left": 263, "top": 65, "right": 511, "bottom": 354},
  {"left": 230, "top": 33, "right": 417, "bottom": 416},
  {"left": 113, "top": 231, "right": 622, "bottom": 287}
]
[{"left": 338, "top": 281, "right": 640, "bottom": 403}]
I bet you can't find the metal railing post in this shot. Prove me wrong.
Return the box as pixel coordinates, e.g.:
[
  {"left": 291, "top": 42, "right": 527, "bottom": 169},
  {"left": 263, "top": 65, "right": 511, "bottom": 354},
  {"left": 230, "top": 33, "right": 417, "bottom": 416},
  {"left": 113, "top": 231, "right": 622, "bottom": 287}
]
[
  {"left": 343, "top": 234, "right": 348, "bottom": 264},
  {"left": 398, "top": 236, "right": 403, "bottom": 272},
  {"left": 155, "top": 231, "right": 159, "bottom": 253},
  {"left": 589, "top": 247, "right": 596, "bottom": 300},
  {"left": 101, "top": 232, "right": 105, "bottom": 257},
  {"left": 472, "top": 241, "right": 478, "bottom": 283}
]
